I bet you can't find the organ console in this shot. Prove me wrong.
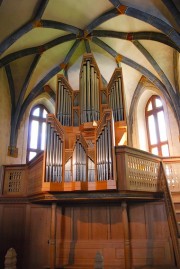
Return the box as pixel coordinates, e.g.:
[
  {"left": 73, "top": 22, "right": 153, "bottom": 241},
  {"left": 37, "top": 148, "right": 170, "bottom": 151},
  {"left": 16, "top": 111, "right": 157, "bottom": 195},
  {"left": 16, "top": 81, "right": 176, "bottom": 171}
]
[{"left": 44, "top": 53, "right": 127, "bottom": 191}]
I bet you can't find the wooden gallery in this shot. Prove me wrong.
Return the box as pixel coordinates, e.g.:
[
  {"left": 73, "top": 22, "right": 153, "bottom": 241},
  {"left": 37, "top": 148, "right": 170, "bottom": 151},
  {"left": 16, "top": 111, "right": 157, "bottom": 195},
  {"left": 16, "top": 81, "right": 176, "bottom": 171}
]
[{"left": 0, "top": 1, "right": 180, "bottom": 269}]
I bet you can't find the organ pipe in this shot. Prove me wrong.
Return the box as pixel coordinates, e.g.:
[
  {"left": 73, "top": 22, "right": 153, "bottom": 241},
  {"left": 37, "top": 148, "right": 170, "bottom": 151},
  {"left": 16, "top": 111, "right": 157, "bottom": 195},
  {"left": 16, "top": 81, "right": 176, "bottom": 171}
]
[
  {"left": 56, "top": 79, "right": 72, "bottom": 126},
  {"left": 45, "top": 55, "right": 120, "bottom": 187},
  {"left": 96, "top": 117, "right": 113, "bottom": 181},
  {"left": 88, "top": 158, "right": 95, "bottom": 182},
  {"left": 108, "top": 71, "right": 124, "bottom": 122},
  {"left": 45, "top": 116, "right": 64, "bottom": 183},
  {"left": 80, "top": 58, "right": 100, "bottom": 124},
  {"left": 72, "top": 139, "right": 87, "bottom": 182},
  {"left": 65, "top": 158, "right": 72, "bottom": 182}
]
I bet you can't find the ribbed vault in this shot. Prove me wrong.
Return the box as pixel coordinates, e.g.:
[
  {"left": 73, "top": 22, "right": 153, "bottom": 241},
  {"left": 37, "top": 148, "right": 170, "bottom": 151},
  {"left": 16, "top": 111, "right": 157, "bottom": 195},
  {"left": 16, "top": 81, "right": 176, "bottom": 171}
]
[{"left": 0, "top": 0, "right": 179, "bottom": 150}]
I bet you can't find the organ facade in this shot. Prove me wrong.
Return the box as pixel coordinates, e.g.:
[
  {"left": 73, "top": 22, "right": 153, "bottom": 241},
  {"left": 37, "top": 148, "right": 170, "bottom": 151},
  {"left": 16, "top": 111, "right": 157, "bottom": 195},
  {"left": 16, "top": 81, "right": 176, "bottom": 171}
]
[{"left": 44, "top": 53, "right": 127, "bottom": 190}]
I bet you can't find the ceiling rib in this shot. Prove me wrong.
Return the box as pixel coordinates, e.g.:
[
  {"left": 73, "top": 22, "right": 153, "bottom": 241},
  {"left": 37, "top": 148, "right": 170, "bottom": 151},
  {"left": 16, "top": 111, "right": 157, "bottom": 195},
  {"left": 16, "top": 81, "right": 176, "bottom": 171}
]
[
  {"left": 92, "top": 37, "right": 167, "bottom": 94},
  {"left": 34, "top": 0, "right": 49, "bottom": 21},
  {"left": 133, "top": 40, "right": 175, "bottom": 96},
  {"left": 92, "top": 30, "right": 180, "bottom": 52},
  {"left": 5, "top": 65, "right": 15, "bottom": 113},
  {"left": 0, "top": 11, "right": 81, "bottom": 56},
  {"left": 17, "top": 39, "right": 81, "bottom": 131},
  {"left": 161, "top": 0, "right": 180, "bottom": 27},
  {"left": 85, "top": 1, "right": 180, "bottom": 47},
  {"left": 86, "top": 8, "right": 118, "bottom": 34},
  {"left": 92, "top": 36, "right": 180, "bottom": 126},
  {"left": 0, "top": 34, "right": 76, "bottom": 67}
]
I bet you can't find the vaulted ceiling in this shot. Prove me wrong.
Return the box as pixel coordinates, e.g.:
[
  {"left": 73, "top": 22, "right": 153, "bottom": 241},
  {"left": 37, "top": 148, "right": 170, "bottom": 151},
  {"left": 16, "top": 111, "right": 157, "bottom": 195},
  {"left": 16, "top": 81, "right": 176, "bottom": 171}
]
[{"left": 0, "top": 0, "right": 179, "bottom": 147}]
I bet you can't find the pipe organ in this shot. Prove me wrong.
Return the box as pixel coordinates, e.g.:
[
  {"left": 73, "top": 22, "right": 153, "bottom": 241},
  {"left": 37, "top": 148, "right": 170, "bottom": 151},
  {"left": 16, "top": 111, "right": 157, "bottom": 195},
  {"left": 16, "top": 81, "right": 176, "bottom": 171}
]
[
  {"left": 108, "top": 68, "right": 124, "bottom": 121},
  {"left": 80, "top": 57, "right": 100, "bottom": 123},
  {"left": 96, "top": 113, "right": 113, "bottom": 181},
  {"left": 45, "top": 114, "right": 64, "bottom": 182},
  {"left": 65, "top": 157, "right": 72, "bottom": 182},
  {"left": 56, "top": 76, "right": 72, "bottom": 126},
  {"left": 44, "top": 54, "right": 126, "bottom": 190},
  {"left": 88, "top": 157, "right": 95, "bottom": 182},
  {"left": 73, "top": 135, "right": 87, "bottom": 182}
]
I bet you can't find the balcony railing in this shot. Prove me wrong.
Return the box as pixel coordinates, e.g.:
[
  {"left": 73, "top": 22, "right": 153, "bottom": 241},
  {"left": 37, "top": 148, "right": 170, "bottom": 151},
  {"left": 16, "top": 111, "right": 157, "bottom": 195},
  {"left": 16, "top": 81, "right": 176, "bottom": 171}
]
[
  {"left": 162, "top": 157, "right": 180, "bottom": 192},
  {"left": 2, "top": 146, "right": 180, "bottom": 197}
]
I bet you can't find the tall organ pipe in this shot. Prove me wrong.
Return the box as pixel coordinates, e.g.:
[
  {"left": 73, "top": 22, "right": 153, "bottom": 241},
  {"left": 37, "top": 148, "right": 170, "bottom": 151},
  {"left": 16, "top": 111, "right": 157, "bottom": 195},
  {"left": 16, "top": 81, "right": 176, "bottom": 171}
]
[
  {"left": 80, "top": 60, "right": 100, "bottom": 124},
  {"left": 96, "top": 120, "right": 113, "bottom": 181},
  {"left": 57, "top": 80, "right": 72, "bottom": 126},
  {"left": 45, "top": 120, "right": 64, "bottom": 183}
]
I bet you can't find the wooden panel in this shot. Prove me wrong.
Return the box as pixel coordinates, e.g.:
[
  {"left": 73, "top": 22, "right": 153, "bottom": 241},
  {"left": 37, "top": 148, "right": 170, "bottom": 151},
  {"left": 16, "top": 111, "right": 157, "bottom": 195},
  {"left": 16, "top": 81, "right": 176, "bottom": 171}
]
[
  {"left": 27, "top": 154, "right": 44, "bottom": 195},
  {"left": 0, "top": 204, "right": 26, "bottom": 269},
  {"left": 26, "top": 205, "right": 51, "bottom": 269},
  {"left": 73, "top": 206, "right": 89, "bottom": 240},
  {"left": 145, "top": 202, "right": 170, "bottom": 239},
  {"left": 57, "top": 240, "right": 125, "bottom": 269},
  {"left": 129, "top": 204, "right": 147, "bottom": 239},
  {"left": 110, "top": 206, "right": 124, "bottom": 240},
  {"left": 91, "top": 206, "right": 108, "bottom": 240},
  {"left": 131, "top": 239, "right": 175, "bottom": 266},
  {"left": 0, "top": 201, "right": 176, "bottom": 269}
]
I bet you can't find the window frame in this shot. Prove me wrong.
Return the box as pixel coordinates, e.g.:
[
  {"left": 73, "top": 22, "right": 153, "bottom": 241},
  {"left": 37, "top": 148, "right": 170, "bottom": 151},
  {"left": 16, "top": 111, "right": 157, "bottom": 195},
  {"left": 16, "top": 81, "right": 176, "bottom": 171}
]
[
  {"left": 145, "top": 95, "right": 169, "bottom": 156},
  {"left": 27, "top": 104, "right": 48, "bottom": 162}
]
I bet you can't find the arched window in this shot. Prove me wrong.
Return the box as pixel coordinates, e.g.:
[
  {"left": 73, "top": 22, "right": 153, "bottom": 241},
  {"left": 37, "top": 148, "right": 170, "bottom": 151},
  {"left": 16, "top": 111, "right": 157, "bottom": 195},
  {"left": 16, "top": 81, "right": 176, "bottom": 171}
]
[
  {"left": 145, "top": 95, "right": 169, "bottom": 157},
  {"left": 27, "top": 105, "right": 48, "bottom": 161}
]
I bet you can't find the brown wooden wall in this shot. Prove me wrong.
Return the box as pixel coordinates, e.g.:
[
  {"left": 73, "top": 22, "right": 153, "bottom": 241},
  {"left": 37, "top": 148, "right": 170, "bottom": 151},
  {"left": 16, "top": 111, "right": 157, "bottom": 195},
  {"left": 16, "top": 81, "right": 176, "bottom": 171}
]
[{"left": 0, "top": 201, "right": 175, "bottom": 269}]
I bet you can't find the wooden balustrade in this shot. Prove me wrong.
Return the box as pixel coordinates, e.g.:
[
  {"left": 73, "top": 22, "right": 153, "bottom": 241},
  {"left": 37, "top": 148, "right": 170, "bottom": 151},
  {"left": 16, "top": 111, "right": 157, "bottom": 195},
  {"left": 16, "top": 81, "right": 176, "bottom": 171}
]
[
  {"left": 115, "top": 146, "right": 161, "bottom": 192},
  {"left": 3, "top": 164, "right": 27, "bottom": 196},
  {"left": 162, "top": 157, "right": 180, "bottom": 192},
  {"left": 27, "top": 152, "right": 44, "bottom": 195},
  {"left": 2, "top": 145, "right": 180, "bottom": 197},
  {"left": 159, "top": 162, "right": 180, "bottom": 268}
]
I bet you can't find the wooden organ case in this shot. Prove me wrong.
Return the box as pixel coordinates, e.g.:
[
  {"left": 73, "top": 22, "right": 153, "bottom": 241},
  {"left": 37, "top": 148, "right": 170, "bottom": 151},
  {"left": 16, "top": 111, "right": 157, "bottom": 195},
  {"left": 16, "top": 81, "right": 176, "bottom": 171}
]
[{"left": 43, "top": 53, "right": 127, "bottom": 192}]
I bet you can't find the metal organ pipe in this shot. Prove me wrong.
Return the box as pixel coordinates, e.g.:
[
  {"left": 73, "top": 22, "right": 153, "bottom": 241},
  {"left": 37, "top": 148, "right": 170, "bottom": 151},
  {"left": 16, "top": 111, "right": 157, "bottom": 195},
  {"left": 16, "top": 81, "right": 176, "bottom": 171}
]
[
  {"left": 96, "top": 75, "right": 99, "bottom": 120},
  {"left": 88, "top": 158, "right": 95, "bottom": 182},
  {"left": 45, "top": 123, "right": 51, "bottom": 182},
  {"left": 96, "top": 121, "right": 113, "bottom": 181},
  {"left": 57, "top": 80, "right": 72, "bottom": 126},
  {"left": 94, "top": 71, "right": 97, "bottom": 120},
  {"left": 87, "top": 60, "right": 91, "bottom": 122},
  {"left": 82, "top": 65, "right": 87, "bottom": 123},
  {"left": 72, "top": 140, "right": 87, "bottom": 182},
  {"left": 91, "top": 65, "right": 95, "bottom": 121},
  {"left": 80, "top": 59, "right": 100, "bottom": 123},
  {"left": 109, "top": 75, "right": 124, "bottom": 122},
  {"left": 118, "top": 76, "right": 124, "bottom": 120},
  {"left": 45, "top": 121, "right": 63, "bottom": 183}
]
